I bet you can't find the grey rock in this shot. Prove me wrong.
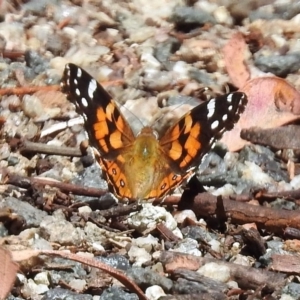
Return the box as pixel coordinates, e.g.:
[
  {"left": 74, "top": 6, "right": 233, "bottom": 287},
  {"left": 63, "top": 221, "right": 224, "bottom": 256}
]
[
  {"left": 154, "top": 37, "right": 180, "bottom": 70},
  {"left": 7, "top": 155, "right": 19, "bottom": 166},
  {"left": 238, "top": 145, "right": 288, "bottom": 182},
  {"left": 0, "top": 223, "right": 8, "bottom": 237},
  {"left": 170, "top": 6, "right": 216, "bottom": 30},
  {"left": 41, "top": 287, "right": 92, "bottom": 300},
  {"left": 45, "top": 34, "right": 71, "bottom": 56},
  {"left": 39, "top": 210, "right": 85, "bottom": 245},
  {"left": 254, "top": 52, "right": 300, "bottom": 77},
  {"left": 189, "top": 68, "right": 215, "bottom": 86},
  {"left": 0, "top": 197, "right": 47, "bottom": 228},
  {"left": 274, "top": 2, "right": 300, "bottom": 19},
  {"left": 100, "top": 286, "right": 139, "bottom": 300},
  {"left": 173, "top": 269, "right": 227, "bottom": 297},
  {"left": 95, "top": 254, "right": 131, "bottom": 271},
  {"left": 282, "top": 282, "right": 300, "bottom": 299},
  {"left": 126, "top": 267, "right": 173, "bottom": 292},
  {"left": 182, "top": 226, "right": 216, "bottom": 242},
  {"left": 24, "top": 50, "right": 49, "bottom": 74},
  {"left": 22, "top": 0, "right": 60, "bottom": 15},
  {"left": 249, "top": 11, "right": 280, "bottom": 22},
  {"left": 270, "top": 198, "right": 296, "bottom": 211}
]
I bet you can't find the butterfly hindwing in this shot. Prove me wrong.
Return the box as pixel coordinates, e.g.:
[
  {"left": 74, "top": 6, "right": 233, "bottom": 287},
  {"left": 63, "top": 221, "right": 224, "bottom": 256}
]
[
  {"left": 160, "top": 92, "right": 247, "bottom": 173},
  {"left": 61, "top": 63, "right": 135, "bottom": 159}
]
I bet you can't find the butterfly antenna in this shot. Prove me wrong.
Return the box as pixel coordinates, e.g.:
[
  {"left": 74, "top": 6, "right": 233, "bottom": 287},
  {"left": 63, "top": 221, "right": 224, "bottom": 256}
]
[{"left": 119, "top": 101, "right": 146, "bottom": 128}]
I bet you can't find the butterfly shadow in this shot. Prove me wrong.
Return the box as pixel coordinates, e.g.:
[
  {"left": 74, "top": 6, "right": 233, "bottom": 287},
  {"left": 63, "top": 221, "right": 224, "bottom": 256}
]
[{"left": 178, "top": 176, "right": 228, "bottom": 232}]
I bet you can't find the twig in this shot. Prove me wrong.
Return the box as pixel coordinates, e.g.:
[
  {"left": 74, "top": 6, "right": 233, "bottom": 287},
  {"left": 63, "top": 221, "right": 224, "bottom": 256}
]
[
  {"left": 99, "top": 203, "right": 142, "bottom": 218},
  {"left": 0, "top": 85, "right": 60, "bottom": 96},
  {"left": 11, "top": 249, "right": 147, "bottom": 300},
  {"left": 19, "top": 140, "right": 82, "bottom": 157},
  {"left": 156, "top": 223, "right": 181, "bottom": 242},
  {"left": 6, "top": 174, "right": 107, "bottom": 197},
  {"left": 40, "top": 117, "right": 83, "bottom": 138},
  {"left": 255, "top": 189, "right": 300, "bottom": 201},
  {"left": 180, "top": 192, "right": 300, "bottom": 234},
  {"left": 42, "top": 250, "right": 147, "bottom": 300},
  {"left": 160, "top": 251, "right": 285, "bottom": 291},
  {"left": 1, "top": 49, "right": 25, "bottom": 59}
]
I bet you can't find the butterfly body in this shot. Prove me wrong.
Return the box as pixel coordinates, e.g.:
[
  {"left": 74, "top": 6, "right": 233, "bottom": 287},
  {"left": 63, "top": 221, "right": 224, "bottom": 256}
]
[
  {"left": 62, "top": 63, "right": 247, "bottom": 201},
  {"left": 99, "top": 126, "right": 188, "bottom": 200}
]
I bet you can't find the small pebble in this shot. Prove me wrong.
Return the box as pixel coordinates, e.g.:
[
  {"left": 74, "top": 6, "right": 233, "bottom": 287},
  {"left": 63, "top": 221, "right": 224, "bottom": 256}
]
[
  {"left": 145, "top": 285, "right": 166, "bottom": 300},
  {"left": 197, "top": 262, "right": 230, "bottom": 283}
]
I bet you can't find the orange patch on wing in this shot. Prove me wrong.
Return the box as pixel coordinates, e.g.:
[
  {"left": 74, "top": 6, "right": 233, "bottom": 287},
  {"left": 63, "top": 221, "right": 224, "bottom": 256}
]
[
  {"left": 98, "top": 139, "right": 109, "bottom": 153},
  {"left": 148, "top": 190, "right": 156, "bottom": 198},
  {"left": 184, "top": 114, "right": 193, "bottom": 134},
  {"left": 169, "top": 124, "right": 181, "bottom": 140},
  {"left": 107, "top": 163, "right": 120, "bottom": 180},
  {"left": 179, "top": 154, "right": 193, "bottom": 168},
  {"left": 169, "top": 141, "right": 183, "bottom": 160},
  {"left": 94, "top": 121, "right": 109, "bottom": 138},
  {"left": 168, "top": 173, "right": 182, "bottom": 185},
  {"left": 105, "top": 102, "right": 115, "bottom": 122},
  {"left": 123, "top": 188, "right": 132, "bottom": 199},
  {"left": 96, "top": 108, "right": 107, "bottom": 122},
  {"left": 109, "top": 130, "right": 123, "bottom": 149},
  {"left": 185, "top": 135, "right": 201, "bottom": 157},
  {"left": 190, "top": 123, "right": 201, "bottom": 138},
  {"left": 115, "top": 116, "right": 126, "bottom": 133}
]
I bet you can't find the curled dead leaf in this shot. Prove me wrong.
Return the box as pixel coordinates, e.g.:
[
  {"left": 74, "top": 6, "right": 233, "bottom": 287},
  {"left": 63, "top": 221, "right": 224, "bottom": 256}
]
[
  {"left": 222, "top": 77, "right": 300, "bottom": 151},
  {"left": 222, "top": 32, "right": 250, "bottom": 89},
  {"left": 0, "top": 247, "right": 19, "bottom": 300}
]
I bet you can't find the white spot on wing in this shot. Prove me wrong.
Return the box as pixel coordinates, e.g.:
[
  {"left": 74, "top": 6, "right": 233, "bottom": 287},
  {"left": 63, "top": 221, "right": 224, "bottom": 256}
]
[
  {"left": 227, "top": 93, "right": 233, "bottom": 103},
  {"left": 88, "top": 79, "right": 97, "bottom": 99},
  {"left": 211, "top": 120, "right": 219, "bottom": 130},
  {"left": 222, "top": 114, "right": 228, "bottom": 121},
  {"left": 74, "top": 78, "right": 78, "bottom": 85},
  {"left": 228, "top": 105, "right": 233, "bottom": 111},
  {"left": 77, "top": 68, "right": 82, "bottom": 78},
  {"left": 207, "top": 99, "right": 215, "bottom": 118},
  {"left": 75, "top": 88, "right": 80, "bottom": 96},
  {"left": 81, "top": 97, "right": 88, "bottom": 107}
]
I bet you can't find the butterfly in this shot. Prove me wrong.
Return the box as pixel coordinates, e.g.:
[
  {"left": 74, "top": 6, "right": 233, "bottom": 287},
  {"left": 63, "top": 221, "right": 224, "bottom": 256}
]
[{"left": 61, "top": 63, "right": 247, "bottom": 201}]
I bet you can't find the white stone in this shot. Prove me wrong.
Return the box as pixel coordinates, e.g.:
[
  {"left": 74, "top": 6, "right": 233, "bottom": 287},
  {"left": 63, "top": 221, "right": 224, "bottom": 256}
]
[
  {"left": 172, "top": 238, "right": 201, "bottom": 256},
  {"left": 34, "top": 272, "right": 50, "bottom": 285},
  {"left": 145, "top": 285, "right": 166, "bottom": 300},
  {"left": 197, "top": 262, "right": 230, "bottom": 283},
  {"left": 133, "top": 234, "right": 159, "bottom": 252},
  {"left": 78, "top": 206, "right": 92, "bottom": 214},
  {"left": 128, "top": 245, "right": 151, "bottom": 266}
]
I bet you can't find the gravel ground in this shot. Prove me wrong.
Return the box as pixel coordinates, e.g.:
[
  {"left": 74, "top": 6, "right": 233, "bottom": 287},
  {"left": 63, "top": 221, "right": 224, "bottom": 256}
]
[{"left": 1, "top": 0, "right": 300, "bottom": 299}]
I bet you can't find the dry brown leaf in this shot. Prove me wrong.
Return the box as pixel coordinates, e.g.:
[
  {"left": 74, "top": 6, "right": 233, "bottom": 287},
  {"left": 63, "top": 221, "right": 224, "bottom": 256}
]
[
  {"left": 222, "top": 77, "right": 300, "bottom": 151},
  {"left": 222, "top": 32, "right": 250, "bottom": 89},
  {"left": 0, "top": 247, "right": 19, "bottom": 300}
]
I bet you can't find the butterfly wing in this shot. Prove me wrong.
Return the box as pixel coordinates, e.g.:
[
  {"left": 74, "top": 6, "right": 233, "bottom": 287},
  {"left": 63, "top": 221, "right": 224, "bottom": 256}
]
[
  {"left": 61, "top": 63, "right": 135, "bottom": 159},
  {"left": 160, "top": 92, "right": 247, "bottom": 173}
]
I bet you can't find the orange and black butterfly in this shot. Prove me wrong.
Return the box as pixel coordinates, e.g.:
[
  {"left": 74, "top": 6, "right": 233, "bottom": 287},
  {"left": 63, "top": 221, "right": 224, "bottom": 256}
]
[{"left": 61, "top": 63, "right": 247, "bottom": 201}]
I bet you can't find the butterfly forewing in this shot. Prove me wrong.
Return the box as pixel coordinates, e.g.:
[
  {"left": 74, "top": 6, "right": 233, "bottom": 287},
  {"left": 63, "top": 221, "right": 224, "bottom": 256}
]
[
  {"left": 160, "top": 92, "right": 247, "bottom": 173},
  {"left": 61, "top": 63, "right": 135, "bottom": 159}
]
